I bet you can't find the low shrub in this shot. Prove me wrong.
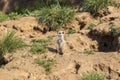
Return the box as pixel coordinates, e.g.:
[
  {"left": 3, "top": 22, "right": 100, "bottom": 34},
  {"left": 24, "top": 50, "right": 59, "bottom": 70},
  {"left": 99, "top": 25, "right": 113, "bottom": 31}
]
[
  {"left": 81, "top": 0, "right": 115, "bottom": 16},
  {"left": 0, "top": 12, "right": 21, "bottom": 22},
  {"left": 26, "top": 4, "right": 75, "bottom": 30},
  {"left": 8, "top": 12, "right": 21, "bottom": 20}
]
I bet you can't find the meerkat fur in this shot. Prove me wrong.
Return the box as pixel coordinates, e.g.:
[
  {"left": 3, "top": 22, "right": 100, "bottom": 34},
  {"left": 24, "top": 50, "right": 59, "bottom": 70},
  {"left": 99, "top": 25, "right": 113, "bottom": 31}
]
[{"left": 56, "top": 31, "right": 67, "bottom": 55}]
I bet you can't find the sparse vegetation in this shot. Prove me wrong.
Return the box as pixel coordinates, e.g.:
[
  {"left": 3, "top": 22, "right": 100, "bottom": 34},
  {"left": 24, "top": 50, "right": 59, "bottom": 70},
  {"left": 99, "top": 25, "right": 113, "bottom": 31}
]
[
  {"left": 81, "top": 0, "right": 115, "bottom": 16},
  {"left": 88, "top": 23, "right": 96, "bottom": 30},
  {"left": 0, "top": 12, "right": 21, "bottom": 22},
  {"left": 68, "top": 29, "right": 76, "bottom": 34},
  {"left": 30, "top": 43, "right": 47, "bottom": 54},
  {"left": 0, "top": 12, "right": 9, "bottom": 22},
  {"left": 47, "top": 36, "right": 53, "bottom": 41},
  {"left": 84, "top": 50, "right": 95, "bottom": 55},
  {"left": 34, "top": 58, "right": 55, "bottom": 73},
  {"left": 82, "top": 73, "right": 105, "bottom": 80},
  {"left": 30, "top": 36, "right": 52, "bottom": 54},
  {"left": 109, "top": 22, "right": 120, "bottom": 36},
  {"left": 32, "top": 39, "right": 48, "bottom": 46},
  {"left": 26, "top": 4, "right": 75, "bottom": 30},
  {"left": 0, "top": 31, "right": 26, "bottom": 59},
  {"left": 32, "top": 36, "right": 52, "bottom": 44},
  {"left": 8, "top": 12, "right": 21, "bottom": 20},
  {"left": 0, "top": 0, "right": 119, "bottom": 80}
]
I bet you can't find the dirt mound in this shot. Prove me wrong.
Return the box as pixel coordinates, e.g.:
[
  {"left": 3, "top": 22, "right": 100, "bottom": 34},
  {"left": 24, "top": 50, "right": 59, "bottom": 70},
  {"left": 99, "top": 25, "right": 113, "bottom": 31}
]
[
  {"left": 0, "top": 17, "right": 39, "bottom": 32},
  {"left": 90, "top": 20, "right": 120, "bottom": 36},
  {"left": 66, "top": 12, "right": 99, "bottom": 33},
  {"left": 101, "top": 13, "right": 120, "bottom": 22},
  {"left": 98, "top": 6, "right": 120, "bottom": 18}
]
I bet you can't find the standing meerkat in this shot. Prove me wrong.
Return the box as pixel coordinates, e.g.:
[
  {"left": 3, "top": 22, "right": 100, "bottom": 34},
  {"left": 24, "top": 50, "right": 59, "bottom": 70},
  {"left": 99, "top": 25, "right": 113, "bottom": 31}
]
[{"left": 56, "top": 31, "right": 67, "bottom": 55}]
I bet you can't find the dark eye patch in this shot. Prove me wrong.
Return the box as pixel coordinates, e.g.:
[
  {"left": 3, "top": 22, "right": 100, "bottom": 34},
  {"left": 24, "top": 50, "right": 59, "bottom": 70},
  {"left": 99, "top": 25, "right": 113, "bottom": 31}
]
[
  {"left": 58, "top": 32, "right": 61, "bottom": 34},
  {"left": 62, "top": 31, "right": 64, "bottom": 34}
]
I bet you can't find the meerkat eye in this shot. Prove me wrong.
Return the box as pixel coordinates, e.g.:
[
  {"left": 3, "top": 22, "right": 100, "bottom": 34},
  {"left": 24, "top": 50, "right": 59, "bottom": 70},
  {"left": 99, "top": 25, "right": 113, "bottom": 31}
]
[
  {"left": 58, "top": 32, "right": 61, "bottom": 34},
  {"left": 62, "top": 32, "right": 64, "bottom": 34}
]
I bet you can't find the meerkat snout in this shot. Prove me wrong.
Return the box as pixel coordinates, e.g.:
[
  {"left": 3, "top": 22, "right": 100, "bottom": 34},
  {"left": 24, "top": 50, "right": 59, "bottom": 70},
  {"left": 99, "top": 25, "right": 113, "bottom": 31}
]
[{"left": 56, "top": 31, "right": 66, "bottom": 55}]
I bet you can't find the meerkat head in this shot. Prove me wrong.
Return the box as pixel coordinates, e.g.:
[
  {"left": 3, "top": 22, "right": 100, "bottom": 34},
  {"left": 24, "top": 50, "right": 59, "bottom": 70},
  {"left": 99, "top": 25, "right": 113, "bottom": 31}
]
[{"left": 57, "top": 31, "right": 64, "bottom": 38}]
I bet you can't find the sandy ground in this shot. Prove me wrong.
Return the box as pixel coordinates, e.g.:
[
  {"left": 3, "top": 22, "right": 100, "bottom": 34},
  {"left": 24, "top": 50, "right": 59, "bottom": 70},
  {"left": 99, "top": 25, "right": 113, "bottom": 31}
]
[{"left": 0, "top": 7, "right": 120, "bottom": 79}]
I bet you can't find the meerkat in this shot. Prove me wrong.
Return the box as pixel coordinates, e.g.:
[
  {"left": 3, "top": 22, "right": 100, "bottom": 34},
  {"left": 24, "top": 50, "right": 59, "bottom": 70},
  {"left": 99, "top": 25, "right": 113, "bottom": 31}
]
[{"left": 56, "top": 31, "right": 67, "bottom": 55}]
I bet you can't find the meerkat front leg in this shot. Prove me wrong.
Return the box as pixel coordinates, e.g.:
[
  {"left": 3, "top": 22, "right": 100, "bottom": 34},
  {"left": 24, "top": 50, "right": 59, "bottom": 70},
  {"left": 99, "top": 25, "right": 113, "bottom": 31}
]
[{"left": 56, "top": 43, "right": 60, "bottom": 54}]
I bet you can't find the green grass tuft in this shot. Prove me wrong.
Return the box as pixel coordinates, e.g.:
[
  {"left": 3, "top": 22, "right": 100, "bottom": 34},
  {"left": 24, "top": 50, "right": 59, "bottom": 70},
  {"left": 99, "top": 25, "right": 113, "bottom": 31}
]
[
  {"left": 88, "top": 23, "right": 96, "bottom": 30},
  {"left": 8, "top": 12, "right": 21, "bottom": 20},
  {"left": 30, "top": 44, "right": 47, "bottom": 54},
  {"left": 68, "top": 29, "right": 76, "bottom": 34},
  {"left": 82, "top": 73, "right": 105, "bottom": 80},
  {"left": 34, "top": 58, "right": 55, "bottom": 73},
  {"left": 84, "top": 50, "right": 95, "bottom": 55},
  {"left": 30, "top": 36, "right": 52, "bottom": 54},
  {"left": 0, "top": 12, "right": 9, "bottom": 22},
  {"left": 0, "top": 31, "right": 26, "bottom": 58}
]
